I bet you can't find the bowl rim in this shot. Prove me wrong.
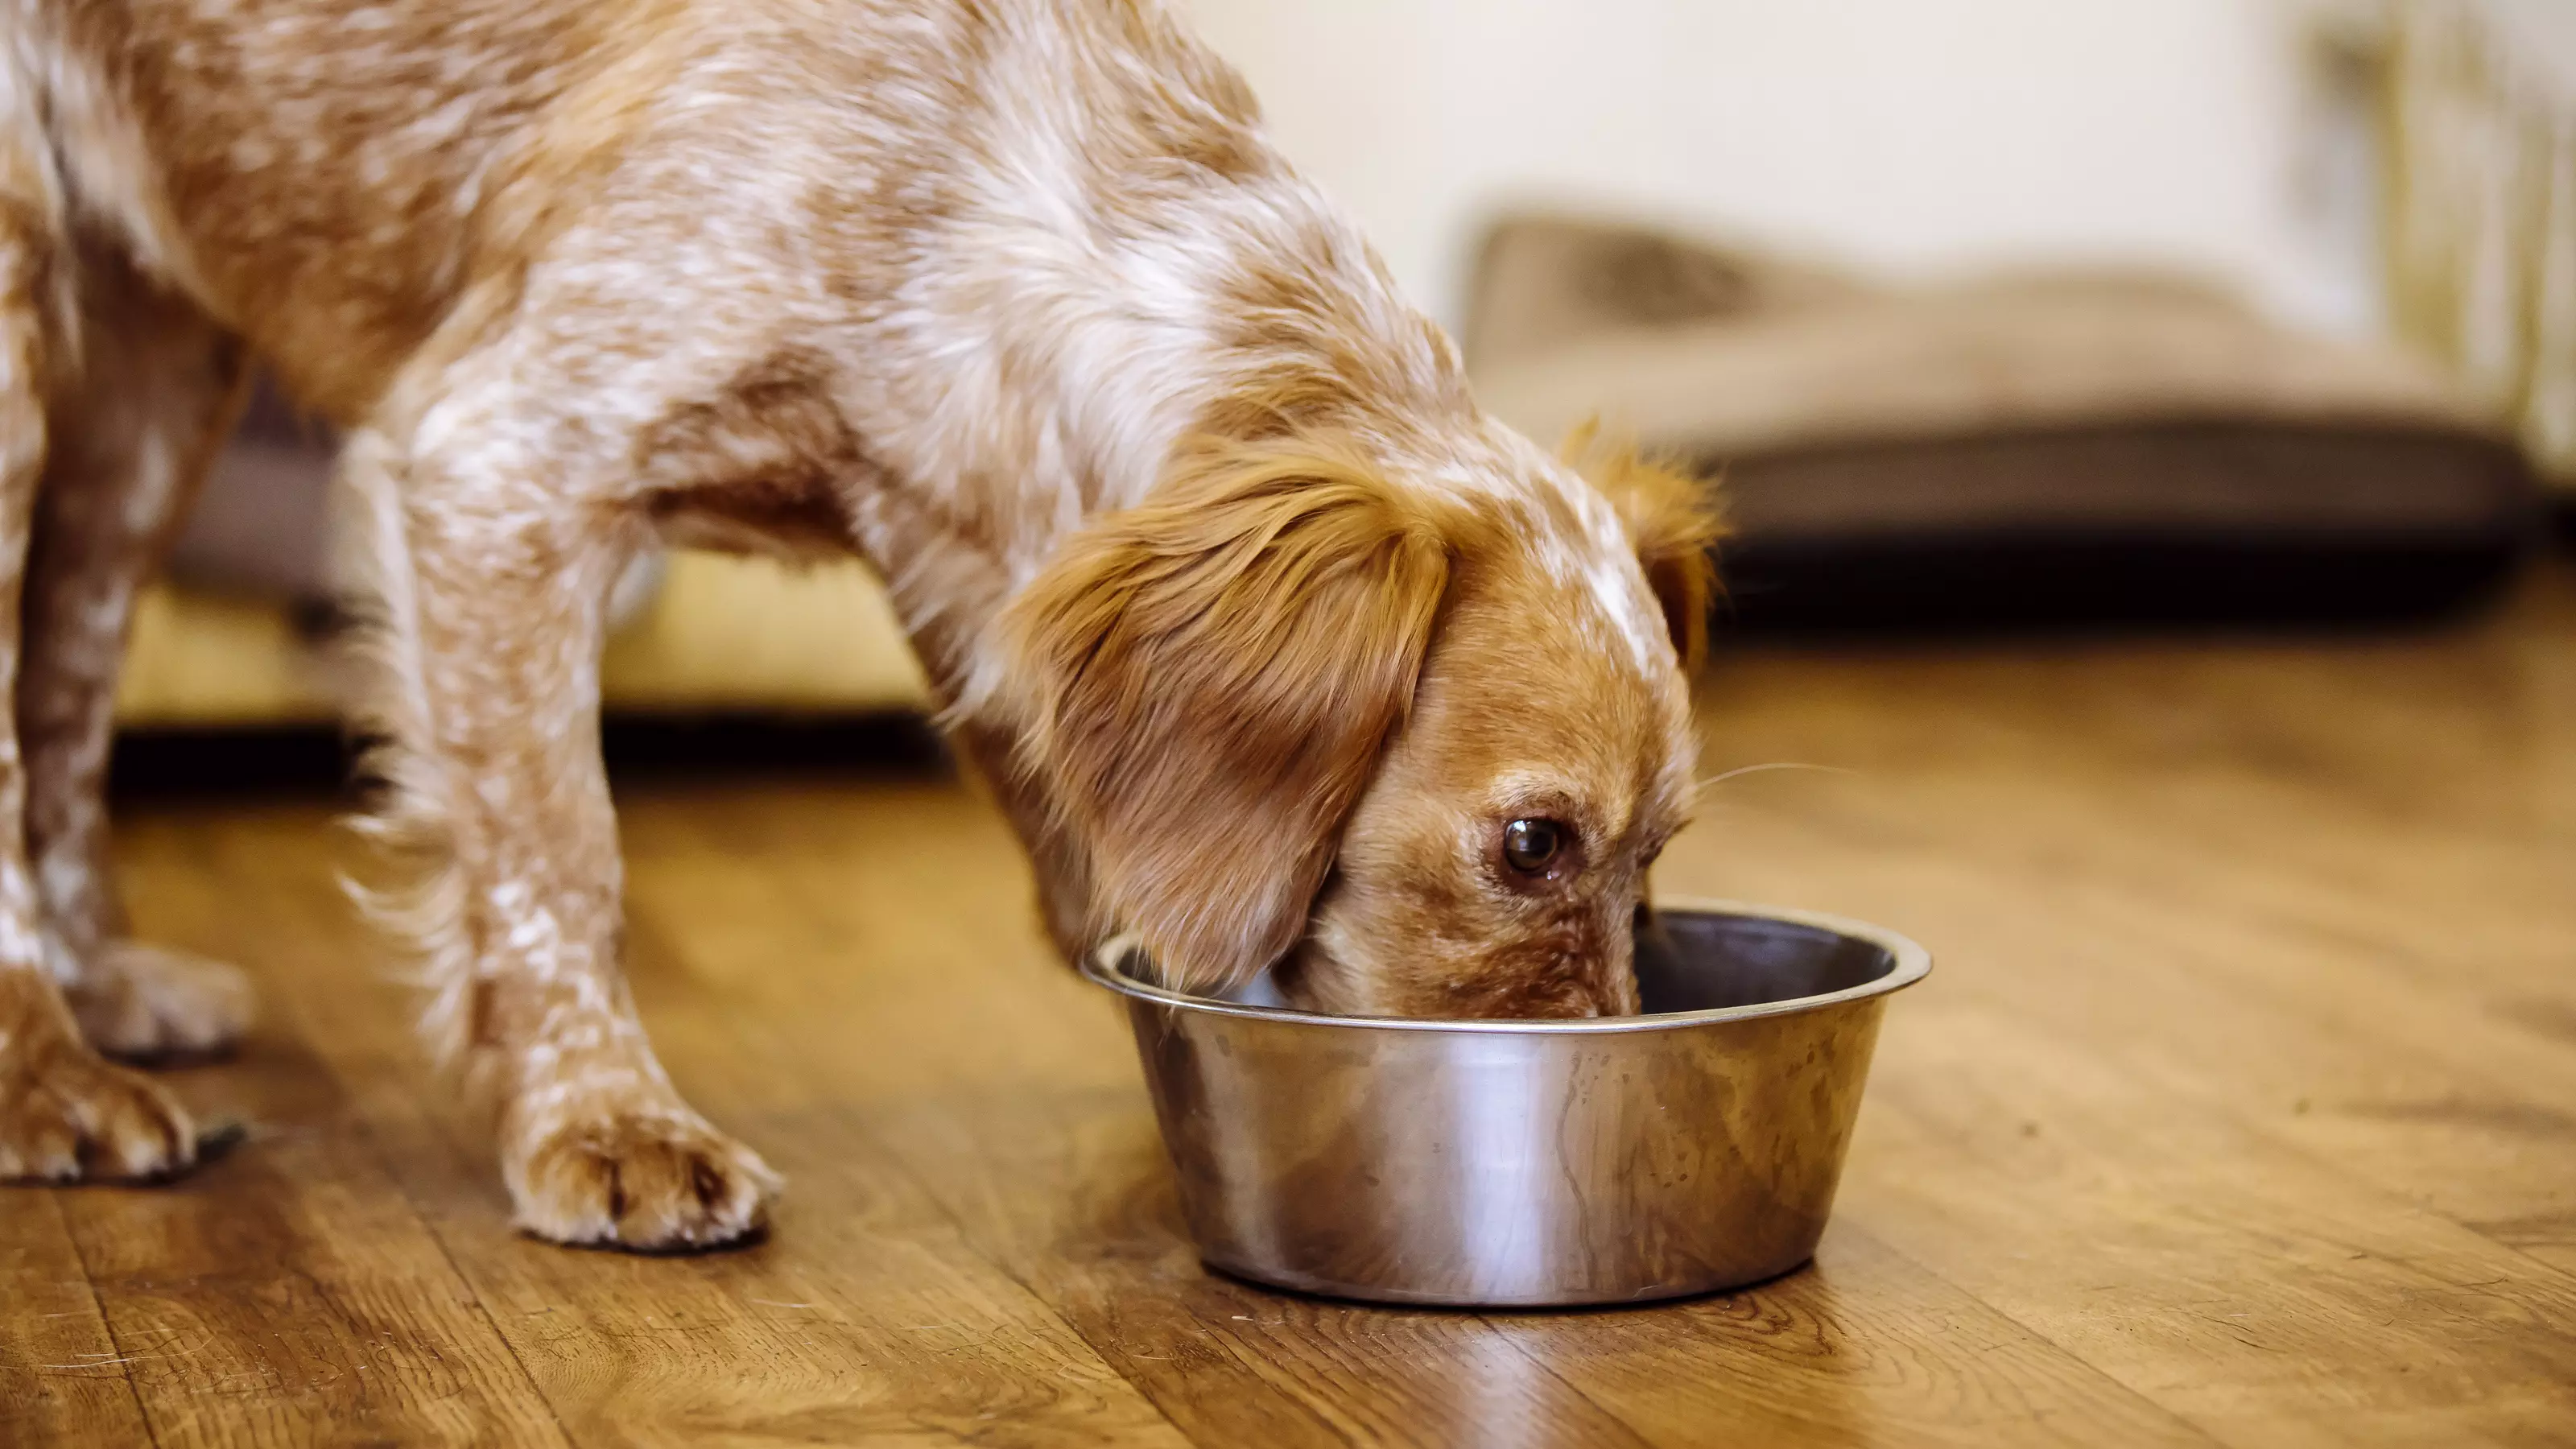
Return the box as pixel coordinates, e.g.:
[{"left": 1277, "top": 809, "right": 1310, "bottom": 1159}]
[{"left": 1078, "top": 895, "right": 1931, "bottom": 1034}]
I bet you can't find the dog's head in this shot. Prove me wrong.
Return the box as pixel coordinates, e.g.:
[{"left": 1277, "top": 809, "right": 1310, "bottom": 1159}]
[{"left": 997, "top": 427, "right": 1717, "bottom": 1018}]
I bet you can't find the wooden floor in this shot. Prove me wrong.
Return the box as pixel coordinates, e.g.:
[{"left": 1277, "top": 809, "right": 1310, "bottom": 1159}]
[{"left": 9, "top": 564, "right": 2576, "bottom": 1447}]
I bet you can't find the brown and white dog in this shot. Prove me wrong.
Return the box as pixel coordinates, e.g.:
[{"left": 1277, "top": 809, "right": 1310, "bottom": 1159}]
[{"left": 0, "top": 0, "right": 1717, "bottom": 1249}]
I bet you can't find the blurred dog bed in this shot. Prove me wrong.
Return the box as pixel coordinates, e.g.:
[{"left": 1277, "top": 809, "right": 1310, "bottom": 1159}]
[{"left": 1465, "top": 215, "right": 2542, "bottom": 629}]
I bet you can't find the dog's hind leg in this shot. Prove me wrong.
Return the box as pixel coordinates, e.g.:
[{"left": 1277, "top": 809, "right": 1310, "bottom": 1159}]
[
  {"left": 0, "top": 183, "right": 201, "bottom": 1181},
  {"left": 19, "top": 254, "right": 254, "bottom": 1060}
]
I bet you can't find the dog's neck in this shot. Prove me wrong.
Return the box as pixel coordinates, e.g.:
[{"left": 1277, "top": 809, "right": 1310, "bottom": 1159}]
[
  {"left": 844, "top": 101, "right": 1492, "bottom": 707},
  {"left": 889, "top": 193, "right": 1475, "bottom": 536}
]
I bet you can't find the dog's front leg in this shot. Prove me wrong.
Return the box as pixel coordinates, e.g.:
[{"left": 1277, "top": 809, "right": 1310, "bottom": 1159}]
[{"left": 349, "top": 418, "right": 776, "bottom": 1251}]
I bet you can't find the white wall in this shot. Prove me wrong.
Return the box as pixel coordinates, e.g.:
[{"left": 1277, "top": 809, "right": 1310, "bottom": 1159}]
[{"left": 1183, "top": 0, "right": 2380, "bottom": 338}]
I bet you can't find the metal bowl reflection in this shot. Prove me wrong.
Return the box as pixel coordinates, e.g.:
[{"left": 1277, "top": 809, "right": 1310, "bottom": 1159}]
[{"left": 1081, "top": 898, "right": 1930, "bottom": 1307}]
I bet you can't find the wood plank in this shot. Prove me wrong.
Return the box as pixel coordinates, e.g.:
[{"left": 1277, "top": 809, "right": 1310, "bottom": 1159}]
[
  {"left": 1844, "top": 994, "right": 2576, "bottom": 1446},
  {"left": 77, "top": 819, "right": 572, "bottom": 1449},
  {"left": 50, "top": 1063, "right": 576, "bottom": 1449},
  {"left": 0, "top": 1191, "right": 152, "bottom": 1448},
  {"left": 616, "top": 778, "right": 1140, "bottom": 1101},
  {"left": 1482, "top": 1227, "right": 2218, "bottom": 1449},
  {"left": 160, "top": 809, "right": 1192, "bottom": 1449}
]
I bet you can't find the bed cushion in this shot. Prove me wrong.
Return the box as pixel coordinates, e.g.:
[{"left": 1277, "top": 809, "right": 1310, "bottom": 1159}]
[{"left": 1466, "top": 216, "right": 2541, "bottom": 628}]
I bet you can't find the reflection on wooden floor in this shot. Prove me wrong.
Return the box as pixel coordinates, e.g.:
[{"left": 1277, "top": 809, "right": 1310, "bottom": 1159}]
[{"left": 9, "top": 564, "right": 2576, "bottom": 1447}]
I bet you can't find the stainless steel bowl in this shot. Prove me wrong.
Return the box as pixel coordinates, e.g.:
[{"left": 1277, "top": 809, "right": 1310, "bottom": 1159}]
[{"left": 1081, "top": 898, "right": 1930, "bottom": 1307}]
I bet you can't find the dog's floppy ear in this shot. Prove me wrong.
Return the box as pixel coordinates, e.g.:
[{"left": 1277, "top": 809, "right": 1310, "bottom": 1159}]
[
  {"left": 997, "top": 438, "right": 1455, "bottom": 993},
  {"left": 1567, "top": 423, "right": 1724, "bottom": 670}
]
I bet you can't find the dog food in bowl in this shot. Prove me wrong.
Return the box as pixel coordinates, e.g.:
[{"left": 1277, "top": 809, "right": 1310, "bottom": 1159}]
[{"left": 1081, "top": 897, "right": 1930, "bottom": 1307}]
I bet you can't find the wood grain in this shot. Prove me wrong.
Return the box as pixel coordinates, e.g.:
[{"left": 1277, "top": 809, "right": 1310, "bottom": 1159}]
[
  {"left": 0, "top": 1194, "right": 151, "bottom": 1447},
  {"left": 1484, "top": 1226, "right": 2219, "bottom": 1448},
  {"left": 168, "top": 816, "right": 1192, "bottom": 1449},
  {"left": 7, "top": 560, "right": 2575, "bottom": 1446},
  {"left": 67, "top": 829, "right": 576, "bottom": 1449}
]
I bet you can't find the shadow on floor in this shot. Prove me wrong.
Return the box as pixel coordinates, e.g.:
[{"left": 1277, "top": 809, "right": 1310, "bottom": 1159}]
[{"left": 108, "top": 712, "right": 954, "bottom": 804}]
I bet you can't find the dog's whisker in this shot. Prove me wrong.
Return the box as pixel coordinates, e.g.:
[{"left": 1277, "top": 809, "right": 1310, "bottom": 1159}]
[{"left": 1693, "top": 762, "right": 1856, "bottom": 795}]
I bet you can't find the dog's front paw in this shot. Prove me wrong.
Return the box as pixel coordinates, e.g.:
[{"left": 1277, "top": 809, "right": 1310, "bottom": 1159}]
[
  {"left": 505, "top": 1104, "right": 779, "bottom": 1251},
  {"left": 0, "top": 1034, "right": 199, "bottom": 1182},
  {"left": 68, "top": 940, "right": 256, "bottom": 1061}
]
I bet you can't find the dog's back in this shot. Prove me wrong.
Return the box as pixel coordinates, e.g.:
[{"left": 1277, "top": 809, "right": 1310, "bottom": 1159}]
[
  {"left": 11, "top": 1, "right": 1314, "bottom": 435},
  {"left": 12, "top": 1, "right": 698, "bottom": 415}
]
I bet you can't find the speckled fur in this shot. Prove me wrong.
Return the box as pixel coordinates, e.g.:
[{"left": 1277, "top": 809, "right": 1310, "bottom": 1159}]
[{"left": 0, "top": 0, "right": 1715, "bottom": 1245}]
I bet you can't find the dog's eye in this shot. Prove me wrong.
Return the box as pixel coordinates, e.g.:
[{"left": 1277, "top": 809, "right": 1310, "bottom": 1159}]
[{"left": 1502, "top": 818, "right": 1565, "bottom": 874}]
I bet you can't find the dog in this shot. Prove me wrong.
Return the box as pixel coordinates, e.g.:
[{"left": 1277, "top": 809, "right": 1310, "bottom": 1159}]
[{"left": 0, "top": 0, "right": 1717, "bottom": 1249}]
